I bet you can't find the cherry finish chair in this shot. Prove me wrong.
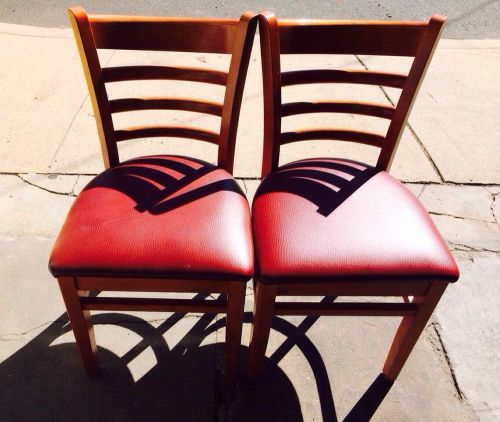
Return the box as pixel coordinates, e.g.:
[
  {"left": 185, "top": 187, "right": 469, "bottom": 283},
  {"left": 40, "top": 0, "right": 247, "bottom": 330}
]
[
  {"left": 49, "top": 6, "right": 257, "bottom": 380},
  {"left": 248, "top": 12, "right": 459, "bottom": 381}
]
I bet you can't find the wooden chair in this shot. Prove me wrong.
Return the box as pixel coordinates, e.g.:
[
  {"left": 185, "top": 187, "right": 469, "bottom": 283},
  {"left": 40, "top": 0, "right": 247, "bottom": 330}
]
[
  {"left": 49, "top": 6, "right": 257, "bottom": 381},
  {"left": 248, "top": 11, "right": 459, "bottom": 381}
]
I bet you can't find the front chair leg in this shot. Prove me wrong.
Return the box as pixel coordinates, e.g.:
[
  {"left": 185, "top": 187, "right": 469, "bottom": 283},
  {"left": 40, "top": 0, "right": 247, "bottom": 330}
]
[
  {"left": 383, "top": 282, "right": 447, "bottom": 381},
  {"left": 247, "top": 281, "right": 277, "bottom": 380},
  {"left": 58, "top": 277, "right": 99, "bottom": 377},
  {"left": 225, "top": 281, "right": 246, "bottom": 381}
]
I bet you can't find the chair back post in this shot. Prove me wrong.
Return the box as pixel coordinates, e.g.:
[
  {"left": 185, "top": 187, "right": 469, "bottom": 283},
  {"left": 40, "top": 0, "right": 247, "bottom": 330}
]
[
  {"left": 377, "top": 15, "right": 446, "bottom": 171},
  {"left": 259, "top": 11, "right": 282, "bottom": 178},
  {"left": 68, "top": 6, "right": 119, "bottom": 169},
  {"left": 218, "top": 12, "right": 258, "bottom": 174}
]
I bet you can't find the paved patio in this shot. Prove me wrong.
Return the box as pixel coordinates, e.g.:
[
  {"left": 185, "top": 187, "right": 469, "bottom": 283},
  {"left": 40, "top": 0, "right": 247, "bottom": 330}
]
[{"left": 0, "top": 22, "right": 499, "bottom": 421}]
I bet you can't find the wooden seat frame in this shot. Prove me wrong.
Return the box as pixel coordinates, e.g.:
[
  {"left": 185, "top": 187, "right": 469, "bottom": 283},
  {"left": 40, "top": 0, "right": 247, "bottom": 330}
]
[
  {"left": 248, "top": 11, "right": 450, "bottom": 381},
  {"left": 57, "top": 6, "right": 257, "bottom": 381}
]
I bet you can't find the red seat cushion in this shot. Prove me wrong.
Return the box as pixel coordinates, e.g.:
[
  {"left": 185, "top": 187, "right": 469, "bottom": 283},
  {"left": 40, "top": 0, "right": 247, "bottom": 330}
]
[
  {"left": 252, "top": 158, "right": 459, "bottom": 283},
  {"left": 49, "top": 155, "right": 253, "bottom": 281}
]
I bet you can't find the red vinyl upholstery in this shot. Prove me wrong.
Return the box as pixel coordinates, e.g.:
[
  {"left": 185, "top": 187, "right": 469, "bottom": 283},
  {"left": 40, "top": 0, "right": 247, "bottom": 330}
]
[
  {"left": 252, "top": 158, "right": 459, "bottom": 284},
  {"left": 50, "top": 155, "right": 253, "bottom": 281}
]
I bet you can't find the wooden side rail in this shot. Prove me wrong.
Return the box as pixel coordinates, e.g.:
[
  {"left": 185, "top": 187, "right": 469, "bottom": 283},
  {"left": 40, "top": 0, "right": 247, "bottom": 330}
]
[
  {"left": 274, "top": 301, "right": 418, "bottom": 316},
  {"left": 80, "top": 296, "right": 227, "bottom": 313}
]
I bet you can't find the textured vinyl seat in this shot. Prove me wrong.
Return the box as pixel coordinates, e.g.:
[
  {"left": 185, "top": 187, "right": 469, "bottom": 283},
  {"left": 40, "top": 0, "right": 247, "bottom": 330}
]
[
  {"left": 50, "top": 155, "right": 253, "bottom": 281},
  {"left": 252, "top": 158, "right": 459, "bottom": 284}
]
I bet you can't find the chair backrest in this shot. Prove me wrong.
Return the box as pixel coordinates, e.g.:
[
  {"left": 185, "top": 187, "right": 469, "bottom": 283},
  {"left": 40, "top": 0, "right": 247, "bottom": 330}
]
[
  {"left": 68, "top": 6, "right": 257, "bottom": 173},
  {"left": 258, "top": 11, "right": 446, "bottom": 177}
]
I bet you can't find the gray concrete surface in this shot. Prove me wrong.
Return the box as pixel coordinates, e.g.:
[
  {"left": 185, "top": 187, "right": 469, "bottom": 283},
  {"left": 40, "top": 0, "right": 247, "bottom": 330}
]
[
  {"left": 1, "top": 0, "right": 500, "bottom": 38},
  {"left": 1, "top": 18, "right": 499, "bottom": 422}
]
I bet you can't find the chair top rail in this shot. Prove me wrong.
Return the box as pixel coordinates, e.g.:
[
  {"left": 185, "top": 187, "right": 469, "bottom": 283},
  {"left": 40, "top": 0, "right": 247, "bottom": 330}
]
[
  {"left": 277, "top": 19, "right": 428, "bottom": 56},
  {"left": 89, "top": 15, "right": 239, "bottom": 53}
]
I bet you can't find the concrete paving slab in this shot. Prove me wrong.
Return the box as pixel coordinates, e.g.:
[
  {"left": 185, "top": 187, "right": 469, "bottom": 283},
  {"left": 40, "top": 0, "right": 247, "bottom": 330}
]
[
  {"left": 19, "top": 173, "right": 79, "bottom": 195},
  {"left": 420, "top": 184, "right": 497, "bottom": 223},
  {"left": 1, "top": 26, "right": 440, "bottom": 182},
  {"left": 432, "top": 214, "right": 500, "bottom": 253},
  {"left": 0, "top": 174, "right": 73, "bottom": 237},
  {"left": 436, "top": 251, "right": 500, "bottom": 421},
  {"left": 217, "top": 302, "right": 476, "bottom": 421},
  {"left": 361, "top": 40, "right": 500, "bottom": 184},
  {"left": 0, "top": 25, "right": 112, "bottom": 174}
]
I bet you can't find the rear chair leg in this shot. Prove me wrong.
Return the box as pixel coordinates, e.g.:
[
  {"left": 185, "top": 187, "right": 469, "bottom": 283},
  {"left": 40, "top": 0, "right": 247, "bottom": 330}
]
[
  {"left": 247, "top": 281, "right": 277, "bottom": 380},
  {"left": 225, "top": 281, "right": 246, "bottom": 381},
  {"left": 383, "top": 282, "right": 447, "bottom": 381},
  {"left": 58, "top": 277, "right": 99, "bottom": 377}
]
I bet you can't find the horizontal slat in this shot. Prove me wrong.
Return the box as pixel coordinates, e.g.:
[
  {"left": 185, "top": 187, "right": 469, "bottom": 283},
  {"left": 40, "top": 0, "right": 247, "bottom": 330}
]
[
  {"left": 114, "top": 126, "right": 220, "bottom": 144},
  {"left": 274, "top": 301, "right": 418, "bottom": 316},
  {"left": 281, "top": 69, "right": 407, "bottom": 88},
  {"left": 80, "top": 297, "right": 227, "bottom": 313},
  {"left": 102, "top": 65, "right": 228, "bottom": 85},
  {"left": 281, "top": 101, "right": 395, "bottom": 119},
  {"left": 76, "top": 277, "right": 237, "bottom": 293},
  {"left": 280, "top": 129, "right": 385, "bottom": 147},
  {"left": 278, "top": 20, "right": 427, "bottom": 56},
  {"left": 109, "top": 97, "right": 223, "bottom": 116},
  {"left": 89, "top": 16, "right": 238, "bottom": 53}
]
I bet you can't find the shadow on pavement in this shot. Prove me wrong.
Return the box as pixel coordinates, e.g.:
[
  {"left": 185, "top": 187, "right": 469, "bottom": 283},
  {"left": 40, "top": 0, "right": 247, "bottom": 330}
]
[{"left": 0, "top": 299, "right": 393, "bottom": 421}]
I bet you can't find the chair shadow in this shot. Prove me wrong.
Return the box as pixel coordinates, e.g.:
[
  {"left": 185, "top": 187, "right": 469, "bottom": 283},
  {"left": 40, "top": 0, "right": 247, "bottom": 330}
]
[
  {"left": 0, "top": 294, "right": 392, "bottom": 421},
  {"left": 0, "top": 293, "right": 298, "bottom": 421},
  {"left": 83, "top": 155, "right": 246, "bottom": 214},
  {"left": 212, "top": 298, "right": 394, "bottom": 422},
  {"left": 255, "top": 159, "right": 380, "bottom": 216}
]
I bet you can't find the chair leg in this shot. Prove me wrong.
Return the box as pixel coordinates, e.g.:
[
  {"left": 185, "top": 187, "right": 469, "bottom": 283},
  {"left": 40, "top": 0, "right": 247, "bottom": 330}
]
[
  {"left": 383, "top": 282, "right": 447, "bottom": 381},
  {"left": 225, "top": 281, "right": 246, "bottom": 381},
  {"left": 57, "top": 277, "right": 99, "bottom": 377},
  {"left": 247, "top": 281, "right": 277, "bottom": 380}
]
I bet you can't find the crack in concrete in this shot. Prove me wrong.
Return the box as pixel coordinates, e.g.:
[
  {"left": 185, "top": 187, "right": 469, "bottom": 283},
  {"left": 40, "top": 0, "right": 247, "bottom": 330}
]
[
  {"left": 240, "top": 179, "right": 248, "bottom": 194},
  {"left": 0, "top": 314, "right": 204, "bottom": 342},
  {"left": 48, "top": 50, "right": 116, "bottom": 169},
  {"left": 0, "top": 320, "right": 67, "bottom": 341},
  {"left": 2, "top": 172, "right": 500, "bottom": 188},
  {"left": 417, "top": 184, "right": 426, "bottom": 198},
  {"left": 430, "top": 321, "right": 465, "bottom": 401},
  {"left": 16, "top": 174, "right": 76, "bottom": 197},
  {"left": 489, "top": 191, "right": 500, "bottom": 228},
  {"left": 71, "top": 175, "right": 80, "bottom": 196},
  {"left": 0, "top": 31, "right": 72, "bottom": 39},
  {"left": 47, "top": 93, "right": 89, "bottom": 169},
  {"left": 428, "top": 210, "right": 495, "bottom": 224},
  {"left": 354, "top": 54, "right": 446, "bottom": 183},
  {"left": 448, "top": 241, "right": 500, "bottom": 254}
]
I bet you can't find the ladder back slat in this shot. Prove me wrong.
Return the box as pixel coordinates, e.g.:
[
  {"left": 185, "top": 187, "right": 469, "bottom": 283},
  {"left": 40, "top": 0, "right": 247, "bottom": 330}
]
[
  {"left": 280, "top": 129, "right": 385, "bottom": 147},
  {"left": 115, "top": 126, "right": 220, "bottom": 144},
  {"left": 102, "top": 65, "right": 228, "bottom": 85},
  {"left": 109, "top": 98, "right": 224, "bottom": 116},
  {"left": 89, "top": 16, "right": 238, "bottom": 53},
  {"left": 282, "top": 101, "right": 395, "bottom": 119},
  {"left": 281, "top": 69, "right": 407, "bottom": 88}
]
